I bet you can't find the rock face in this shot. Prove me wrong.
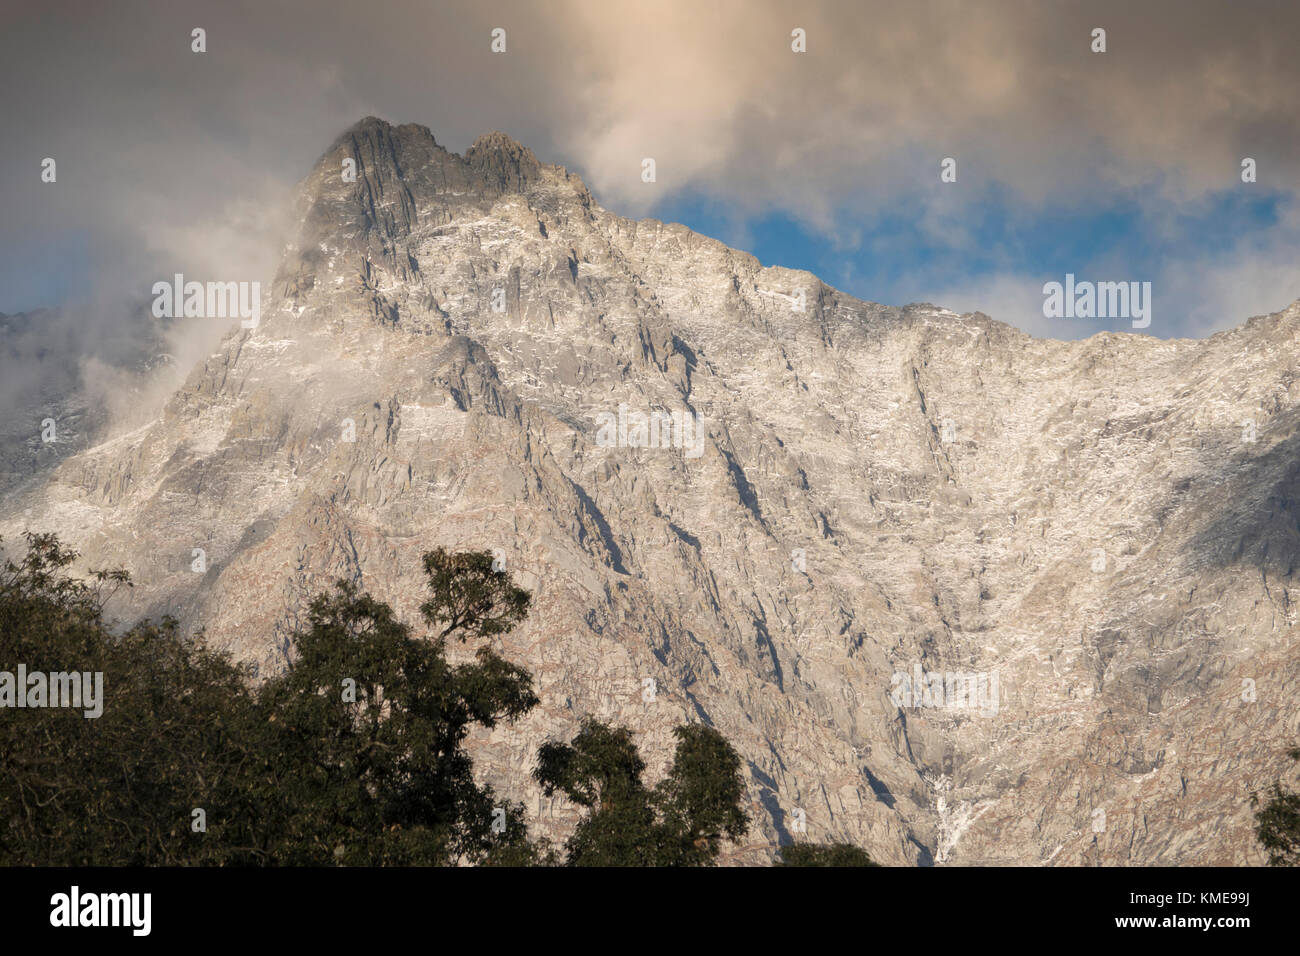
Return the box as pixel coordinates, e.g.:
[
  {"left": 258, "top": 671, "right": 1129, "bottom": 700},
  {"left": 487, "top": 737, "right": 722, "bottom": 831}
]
[{"left": 5, "top": 116, "right": 1300, "bottom": 865}]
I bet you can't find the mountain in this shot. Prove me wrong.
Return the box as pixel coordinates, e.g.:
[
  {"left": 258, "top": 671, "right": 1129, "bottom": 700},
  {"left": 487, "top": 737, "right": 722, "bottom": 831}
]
[
  {"left": 0, "top": 306, "right": 170, "bottom": 499},
  {"left": 5, "top": 116, "right": 1299, "bottom": 864}
]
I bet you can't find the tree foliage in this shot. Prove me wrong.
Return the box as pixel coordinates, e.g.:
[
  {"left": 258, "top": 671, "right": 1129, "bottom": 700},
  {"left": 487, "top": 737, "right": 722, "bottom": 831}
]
[
  {"left": 254, "top": 575, "right": 540, "bottom": 864},
  {"left": 2, "top": 533, "right": 822, "bottom": 867},
  {"left": 777, "top": 843, "right": 880, "bottom": 866},
  {"left": 1253, "top": 746, "right": 1300, "bottom": 866},
  {"left": 534, "top": 717, "right": 749, "bottom": 865},
  {"left": 0, "top": 535, "right": 545, "bottom": 865},
  {"left": 419, "top": 548, "right": 530, "bottom": 641}
]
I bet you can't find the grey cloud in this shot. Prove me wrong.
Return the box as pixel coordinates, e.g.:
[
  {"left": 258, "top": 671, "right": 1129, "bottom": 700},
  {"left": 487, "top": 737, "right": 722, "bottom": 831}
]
[{"left": 2, "top": 0, "right": 1298, "bottom": 332}]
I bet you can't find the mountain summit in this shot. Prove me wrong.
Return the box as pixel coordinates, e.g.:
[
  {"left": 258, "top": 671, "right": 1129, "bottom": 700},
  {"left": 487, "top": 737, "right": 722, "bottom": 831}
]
[{"left": 6, "top": 117, "right": 1299, "bottom": 864}]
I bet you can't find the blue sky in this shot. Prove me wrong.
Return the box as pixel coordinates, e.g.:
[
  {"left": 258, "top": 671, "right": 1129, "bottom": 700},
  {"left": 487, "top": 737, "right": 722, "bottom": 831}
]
[{"left": 651, "top": 181, "right": 1297, "bottom": 340}]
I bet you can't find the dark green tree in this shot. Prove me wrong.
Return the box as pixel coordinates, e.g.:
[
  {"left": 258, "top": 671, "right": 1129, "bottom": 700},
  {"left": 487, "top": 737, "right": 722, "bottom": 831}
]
[
  {"left": 256, "top": 568, "right": 541, "bottom": 865},
  {"left": 0, "top": 533, "right": 270, "bottom": 865},
  {"left": 777, "top": 843, "right": 880, "bottom": 866},
  {"left": 535, "top": 719, "right": 659, "bottom": 865},
  {"left": 534, "top": 717, "right": 749, "bottom": 865},
  {"left": 1252, "top": 746, "right": 1300, "bottom": 866},
  {"left": 419, "top": 547, "right": 531, "bottom": 641},
  {"left": 655, "top": 723, "right": 751, "bottom": 865},
  {"left": 0, "top": 534, "right": 548, "bottom": 866}
]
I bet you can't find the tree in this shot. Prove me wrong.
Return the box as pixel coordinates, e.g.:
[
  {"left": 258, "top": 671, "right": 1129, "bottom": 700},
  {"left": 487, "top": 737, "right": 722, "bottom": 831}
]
[
  {"left": 1252, "top": 746, "right": 1300, "bottom": 866},
  {"left": 0, "top": 534, "right": 548, "bottom": 866},
  {"left": 535, "top": 719, "right": 659, "bottom": 865},
  {"left": 534, "top": 717, "right": 749, "bottom": 865},
  {"left": 256, "top": 569, "right": 541, "bottom": 865},
  {"left": 419, "top": 547, "right": 531, "bottom": 641},
  {"left": 777, "top": 843, "right": 880, "bottom": 866},
  {"left": 3, "top": 534, "right": 769, "bottom": 867},
  {"left": 655, "top": 723, "right": 751, "bottom": 865},
  {"left": 0, "top": 533, "right": 270, "bottom": 865}
]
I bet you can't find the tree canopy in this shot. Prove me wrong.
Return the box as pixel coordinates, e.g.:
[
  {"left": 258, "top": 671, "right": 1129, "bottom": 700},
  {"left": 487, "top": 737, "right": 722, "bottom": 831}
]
[
  {"left": 1, "top": 534, "right": 542, "bottom": 865},
  {"left": 777, "top": 843, "right": 880, "bottom": 866},
  {"left": 1253, "top": 746, "right": 1300, "bottom": 866},
  {"left": 1, "top": 531, "right": 875, "bottom": 867},
  {"left": 534, "top": 717, "right": 749, "bottom": 865}
]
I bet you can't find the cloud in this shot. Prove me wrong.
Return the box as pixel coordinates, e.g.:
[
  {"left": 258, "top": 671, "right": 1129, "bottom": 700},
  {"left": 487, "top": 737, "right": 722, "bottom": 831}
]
[
  {"left": 918, "top": 197, "right": 1300, "bottom": 341},
  {"left": 1, "top": 0, "right": 1298, "bottom": 351}
]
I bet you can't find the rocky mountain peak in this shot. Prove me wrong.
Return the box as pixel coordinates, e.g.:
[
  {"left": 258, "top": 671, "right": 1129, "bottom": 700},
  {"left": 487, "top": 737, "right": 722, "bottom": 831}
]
[
  {"left": 465, "top": 130, "right": 544, "bottom": 192},
  {"left": 272, "top": 117, "right": 587, "bottom": 314}
]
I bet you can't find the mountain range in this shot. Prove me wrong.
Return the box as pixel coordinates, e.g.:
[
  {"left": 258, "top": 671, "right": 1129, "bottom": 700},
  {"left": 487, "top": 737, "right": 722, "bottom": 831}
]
[{"left": 4, "top": 116, "right": 1298, "bottom": 864}]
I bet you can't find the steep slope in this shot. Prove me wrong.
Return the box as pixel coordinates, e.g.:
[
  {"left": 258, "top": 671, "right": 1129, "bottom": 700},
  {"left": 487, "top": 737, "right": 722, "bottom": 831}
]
[{"left": 5, "top": 116, "right": 1299, "bottom": 864}]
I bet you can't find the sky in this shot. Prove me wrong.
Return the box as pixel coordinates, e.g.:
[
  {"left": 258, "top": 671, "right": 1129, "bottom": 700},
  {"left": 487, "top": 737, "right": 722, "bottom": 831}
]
[{"left": 2, "top": 0, "right": 1299, "bottom": 360}]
